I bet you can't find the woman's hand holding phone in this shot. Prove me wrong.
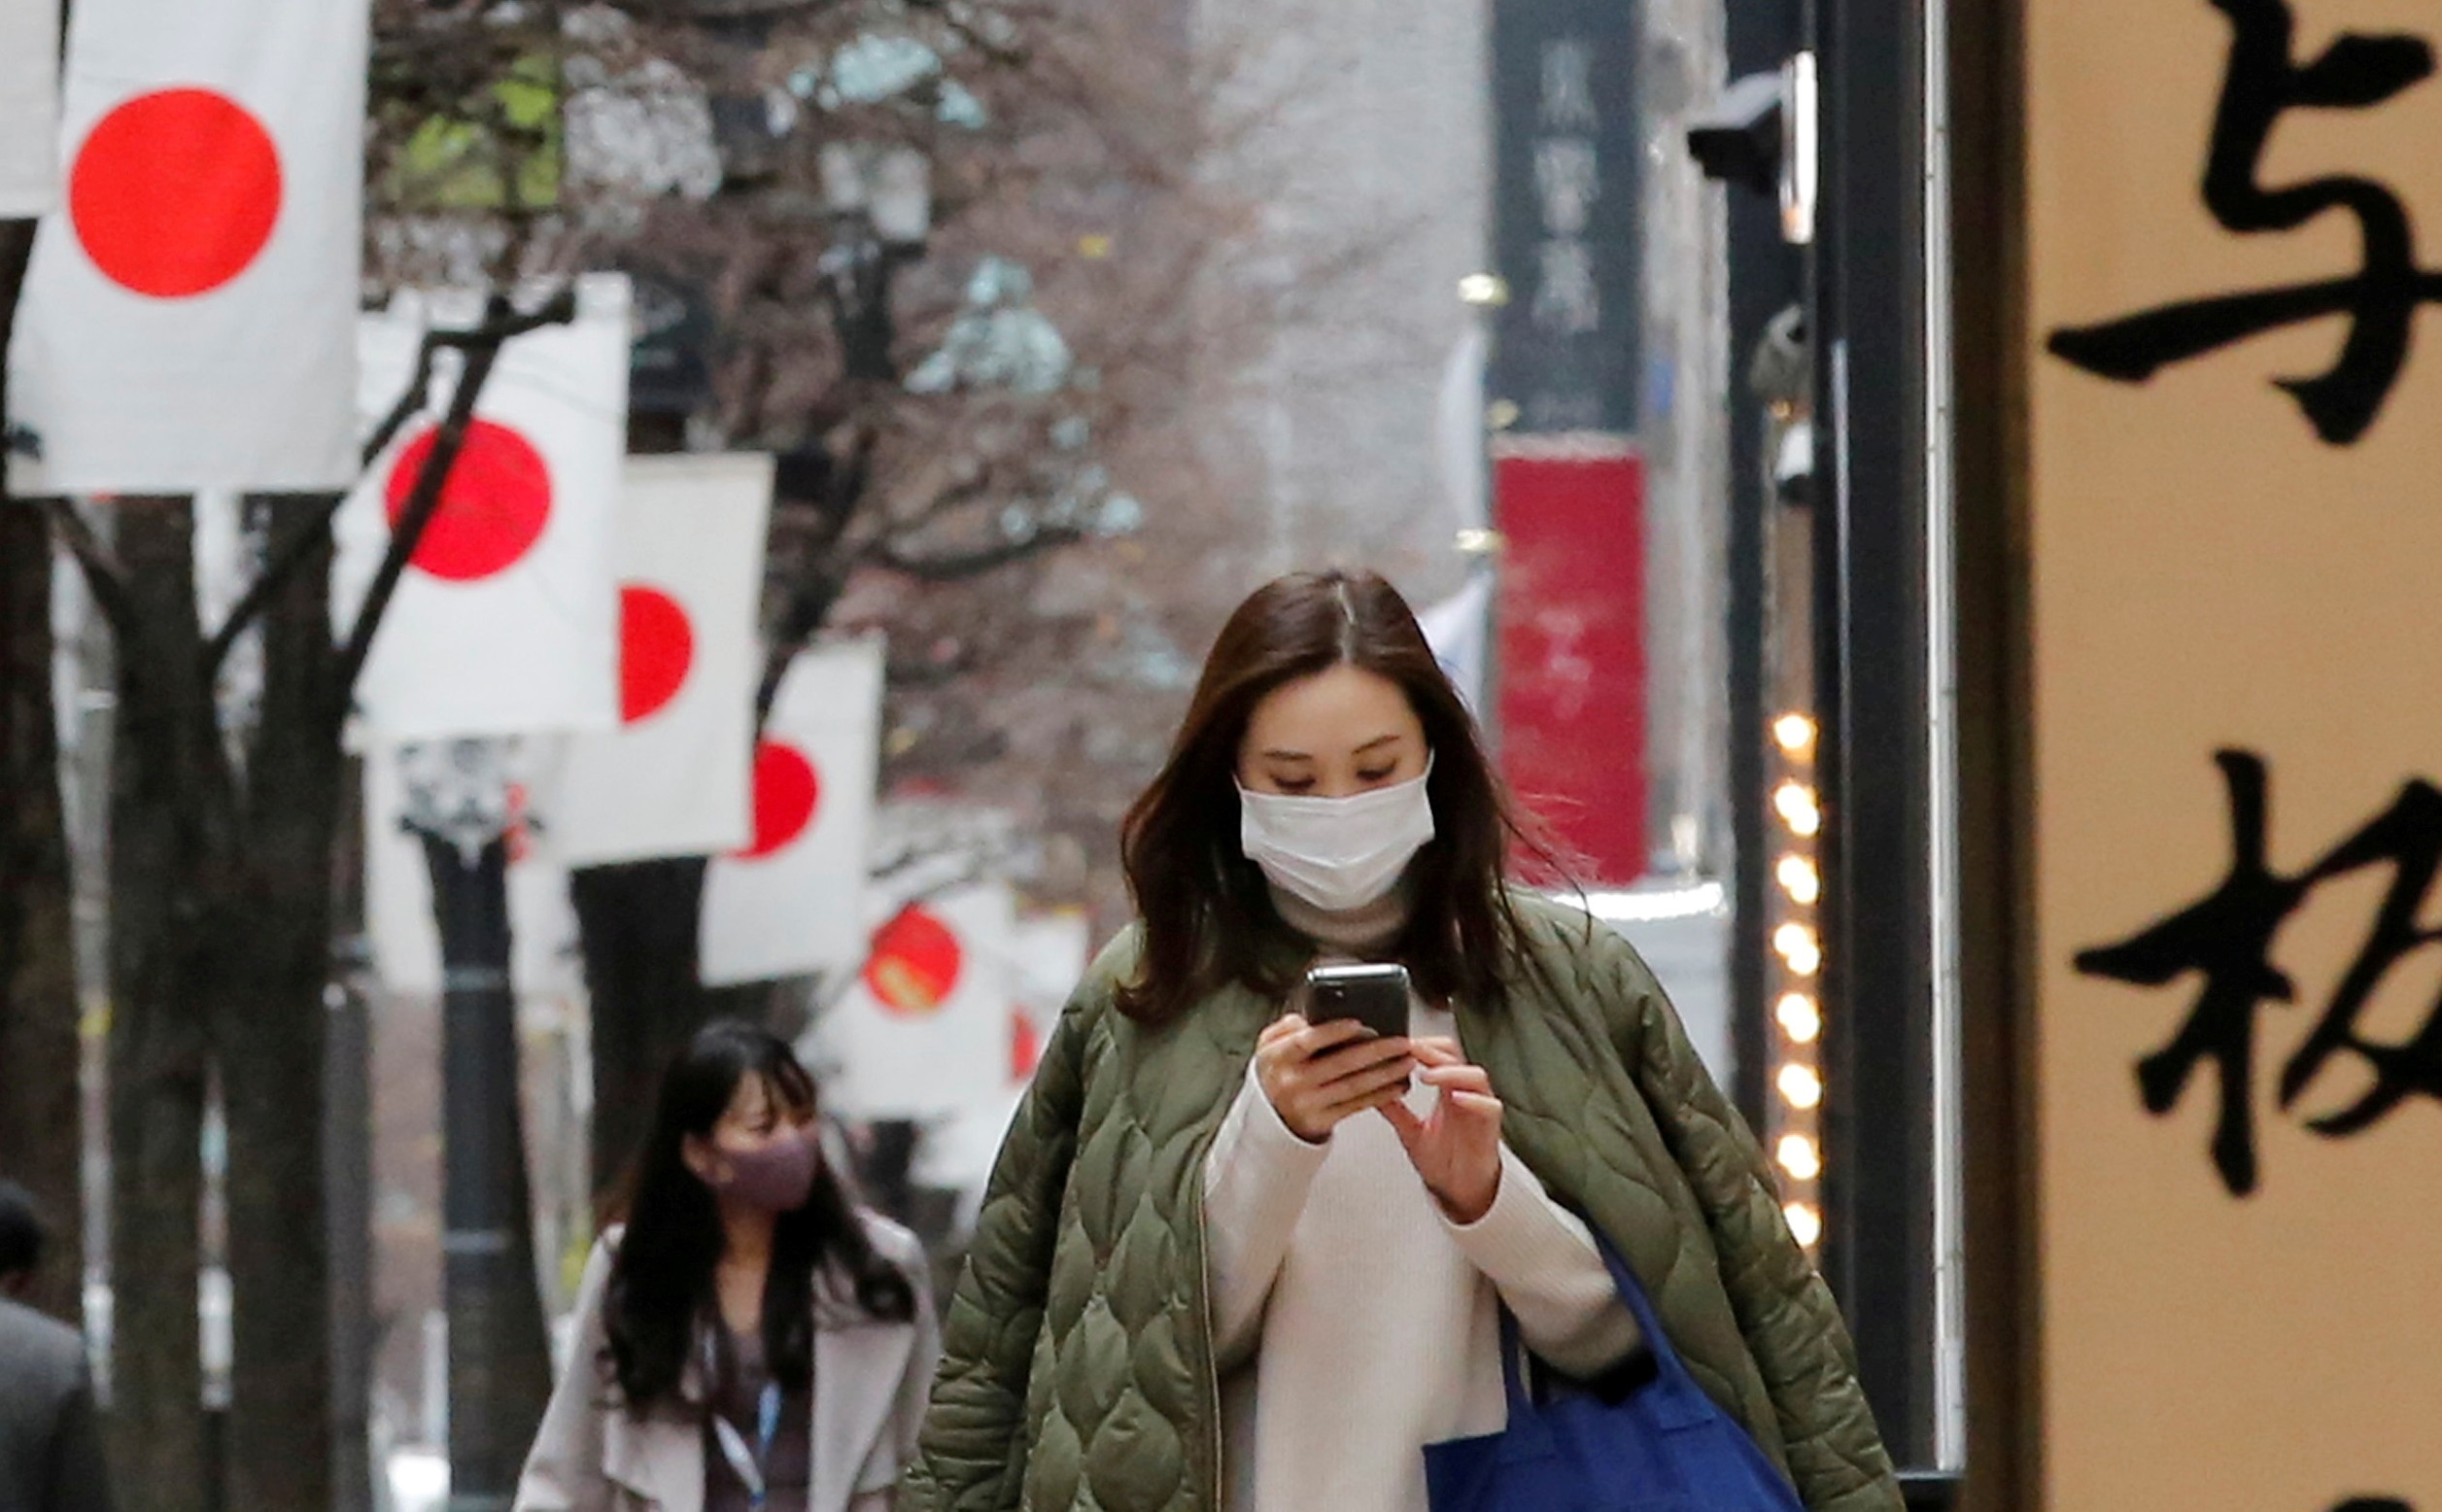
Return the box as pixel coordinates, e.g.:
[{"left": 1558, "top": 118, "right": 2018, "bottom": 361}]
[
  {"left": 1255, "top": 1014, "right": 1416, "bottom": 1144},
  {"left": 1381, "top": 1038, "right": 1503, "bottom": 1224}
]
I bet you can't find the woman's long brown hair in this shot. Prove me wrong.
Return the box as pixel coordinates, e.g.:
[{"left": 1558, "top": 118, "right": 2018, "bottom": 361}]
[{"left": 1116, "top": 568, "right": 1561, "bottom": 1024}]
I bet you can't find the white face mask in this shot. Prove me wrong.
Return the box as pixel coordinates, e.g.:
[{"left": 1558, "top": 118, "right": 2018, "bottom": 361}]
[{"left": 1238, "top": 763, "right": 1436, "bottom": 914}]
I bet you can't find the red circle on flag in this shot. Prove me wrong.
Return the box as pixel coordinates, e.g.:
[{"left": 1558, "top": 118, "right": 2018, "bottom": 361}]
[
  {"left": 1011, "top": 1009, "right": 1042, "bottom": 1081},
  {"left": 70, "top": 89, "right": 284, "bottom": 298},
  {"left": 619, "top": 586, "right": 694, "bottom": 724},
  {"left": 385, "top": 421, "right": 554, "bottom": 581},
  {"left": 865, "top": 909, "right": 965, "bottom": 1018},
  {"left": 736, "top": 741, "right": 819, "bottom": 860}
]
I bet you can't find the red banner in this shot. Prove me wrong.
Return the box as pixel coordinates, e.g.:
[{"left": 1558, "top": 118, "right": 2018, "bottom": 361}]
[{"left": 1493, "top": 439, "right": 1647, "bottom": 883}]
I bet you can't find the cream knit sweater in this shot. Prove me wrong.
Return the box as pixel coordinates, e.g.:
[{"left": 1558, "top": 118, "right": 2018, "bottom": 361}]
[{"left": 1200, "top": 888, "right": 1641, "bottom": 1512}]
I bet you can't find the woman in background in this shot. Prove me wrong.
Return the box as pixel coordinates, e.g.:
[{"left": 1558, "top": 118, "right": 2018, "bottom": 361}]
[{"left": 518, "top": 1020, "right": 939, "bottom": 1512}]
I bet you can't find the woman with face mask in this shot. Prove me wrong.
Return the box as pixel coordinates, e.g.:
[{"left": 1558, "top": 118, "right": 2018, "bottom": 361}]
[
  {"left": 905, "top": 570, "right": 1899, "bottom": 1512},
  {"left": 517, "top": 1020, "right": 941, "bottom": 1512}
]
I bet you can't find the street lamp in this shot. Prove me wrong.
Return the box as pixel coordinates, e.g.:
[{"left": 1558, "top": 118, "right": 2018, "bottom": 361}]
[
  {"left": 398, "top": 739, "right": 555, "bottom": 1511},
  {"left": 817, "top": 141, "right": 931, "bottom": 383}
]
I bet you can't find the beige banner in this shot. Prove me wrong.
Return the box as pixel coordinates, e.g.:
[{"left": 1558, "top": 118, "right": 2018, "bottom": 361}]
[{"left": 2027, "top": 0, "right": 2442, "bottom": 1509}]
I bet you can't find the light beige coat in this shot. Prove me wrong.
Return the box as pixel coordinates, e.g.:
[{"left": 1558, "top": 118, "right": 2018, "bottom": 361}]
[{"left": 515, "top": 1215, "right": 941, "bottom": 1512}]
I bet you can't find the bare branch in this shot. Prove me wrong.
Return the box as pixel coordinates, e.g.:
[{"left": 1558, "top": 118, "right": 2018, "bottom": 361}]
[
  {"left": 869, "top": 525, "right": 1085, "bottom": 583},
  {"left": 45, "top": 500, "right": 134, "bottom": 631},
  {"left": 202, "top": 493, "right": 345, "bottom": 681}
]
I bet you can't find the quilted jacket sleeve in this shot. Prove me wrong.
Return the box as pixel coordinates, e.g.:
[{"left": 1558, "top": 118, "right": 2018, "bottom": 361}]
[
  {"left": 1586, "top": 921, "right": 1903, "bottom": 1512},
  {"left": 900, "top": 973, "right": 1098, "bottom": 1512}
]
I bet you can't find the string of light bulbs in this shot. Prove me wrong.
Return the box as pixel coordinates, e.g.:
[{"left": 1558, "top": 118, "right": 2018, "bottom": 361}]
[{"left": 1768, "top": 710, "right": 1824, "bottom": 1251}]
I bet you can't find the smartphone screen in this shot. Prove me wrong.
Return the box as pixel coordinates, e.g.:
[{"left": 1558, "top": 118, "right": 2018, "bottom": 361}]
[{"left": 1304, "top": 962, "right": 1411, "bottom": 1042}]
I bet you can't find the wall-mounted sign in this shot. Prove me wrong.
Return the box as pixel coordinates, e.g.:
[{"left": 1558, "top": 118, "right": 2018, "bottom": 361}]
[{"left": 2027, "top": 1, "right": 2442, "bottom": 1508}]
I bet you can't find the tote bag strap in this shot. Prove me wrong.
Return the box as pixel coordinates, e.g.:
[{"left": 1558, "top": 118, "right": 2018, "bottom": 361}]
[
  {"left": 1495, "top": 1232, "right": 1693, "bottom": 1404},
  {"left": 1591, "top": 1232, "right": 1698, "bottom": 1392},
  {"left": 1495, "top": 1306, "right": 1538, "bottom": 1417}
]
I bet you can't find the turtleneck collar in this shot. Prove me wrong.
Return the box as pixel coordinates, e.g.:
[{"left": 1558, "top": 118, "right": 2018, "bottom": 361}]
[{"left": 1269, "top": 876, "right": 1415, "bottom": 958}]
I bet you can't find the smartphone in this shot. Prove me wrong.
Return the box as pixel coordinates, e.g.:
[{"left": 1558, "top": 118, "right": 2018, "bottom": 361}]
[{"left": 1304, "top": 962, "right": 1412, "bottom": 1042}]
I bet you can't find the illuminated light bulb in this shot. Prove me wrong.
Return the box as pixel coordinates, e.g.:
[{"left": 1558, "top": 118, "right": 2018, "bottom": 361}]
[
  {"left": 1775, "top": 853, "right": 1821, "bottom": 906},
  {"left": 1773, "top": 782, "right": 1822, "bottom": 838},
  {"left": 1785, "top": 1201, "right": 1824, "bottom": 1248},
  {"left": 1773, "top": 713, "right": 1817, "bottom": 755},
  {"left": 1776, "top": 1134, "right": 1822, "bottom": 1182},
  {"left": 1772, "top": 923, "right": 1822, "bottom": 981},
  {"left": 1776, "top": 993, "right": 1822, "bottom": 1044},
  {"left": 1777, "top": 1062, "right": 1824, "bottom": 1110},
  {"left": 1459, "top": 272, "right": 1512, "bottom": 307},
  {"left": 1773, "top": 921, "right": 1822, "bottom": 977}
]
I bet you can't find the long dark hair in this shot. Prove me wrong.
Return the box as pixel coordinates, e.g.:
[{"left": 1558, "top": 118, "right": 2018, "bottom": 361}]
[
  {"left": 1118, "top": 568, "right": 1560, "bottom": 1024},
  {"left": 601, "top": 1020, "right": 914, "bottom": 1410}
]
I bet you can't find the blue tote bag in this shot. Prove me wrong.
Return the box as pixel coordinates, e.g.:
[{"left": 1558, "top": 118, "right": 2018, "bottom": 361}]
[{"left": 1423, "top": 1237, "right": 1807, "bottom": 1512}]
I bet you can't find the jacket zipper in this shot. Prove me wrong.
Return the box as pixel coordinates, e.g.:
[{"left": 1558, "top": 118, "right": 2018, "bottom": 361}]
[
  {"left": 1191, "top": 1029, "right": 1256, "bottom": 1512},
  {"left": 1192, "top": 1182, "right": 1223, "bottom": 1512}
]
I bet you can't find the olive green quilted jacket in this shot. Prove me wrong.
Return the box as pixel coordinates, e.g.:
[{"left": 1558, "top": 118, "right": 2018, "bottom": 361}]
[{"left": 904, "top": 896, "right": 1901, "bottom": 1512}]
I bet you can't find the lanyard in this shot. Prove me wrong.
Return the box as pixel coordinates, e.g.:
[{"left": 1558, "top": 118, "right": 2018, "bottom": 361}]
[{"left": 709, "top": 1379, "right": 784, "bottom": 1511}]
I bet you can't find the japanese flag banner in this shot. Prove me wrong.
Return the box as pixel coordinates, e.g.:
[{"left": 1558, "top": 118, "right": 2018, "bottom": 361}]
[
  {"left": 700, "top": 638, "right": 883, "bottom": 987},
  {"left": 7, "top": 0, "right": 368, "bottom": 493},
  {"left": 0, "top": 0, "right": 59, "bottom": 218},
  {"left": 361, "top": 740, "right": 582, "bottom": 999},
  {"left": 908, "top": 906, "right": 1094, "bottom": 1194},
  {"left": 332, "top": 274, "right": 632, "bottom": 741},
  {"left": 809, "top": 880, "right": 1015, "bottom": 1123},
  {"left": 1009, "top": 910, "right": 1091, "bottom": 1083},
  {"left": 551, "top": 454, "right": 774, "bottom": 869}
]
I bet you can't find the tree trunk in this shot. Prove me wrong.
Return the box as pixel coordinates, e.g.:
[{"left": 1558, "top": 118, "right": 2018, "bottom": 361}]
[
  {"left": 0, "top": 217, "right": 84, "bottom": 1324},
  {"left": 426, "top": 834, "right": 553, "bottom": 1504},
  {"left": 570, "top": 857, "right": 709, "bottom": 1201},
  {"left": 108, "top": 504, "right": 231, "bottom": 1512},
  {"left": 218, "top": 496, "right": 342, "bottom": 1512}
]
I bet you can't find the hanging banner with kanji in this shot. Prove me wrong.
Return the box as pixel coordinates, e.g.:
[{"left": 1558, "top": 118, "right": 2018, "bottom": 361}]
[
  {"left": 332, "top": 274, "right": 631, "bottom": 741},
  {"left": 808, "top": 879, "right": 1015, "bottom": 1122},
  {"left": 552, "top": 453, "right": 773, "bottom": 869},
  {"left": 0, "top": 0, "right": 59, "bottom": 218},
  {"left": 2024, "top": 0, "right": 2442, "bottom": 1507},
  {"left": 699, "top": 637, "right": 882, "bottom": 987},
  {"left": 7, "top": 0, "right": 368, "bottom": 492},
  {"left": 1487, "top": 0, "right": 1641, "bottom": 435}
]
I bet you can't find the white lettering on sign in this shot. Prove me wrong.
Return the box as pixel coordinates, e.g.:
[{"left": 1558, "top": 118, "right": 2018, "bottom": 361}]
[
  {"left": 1533, "top": 238, "right": 1600, "bottom": 336},
  {"left": 1534, "top": 137, "right": 1599, "bottom": 237},
  {"left": 1540, "top": 38, "right": 1598, "bottom": 131}
]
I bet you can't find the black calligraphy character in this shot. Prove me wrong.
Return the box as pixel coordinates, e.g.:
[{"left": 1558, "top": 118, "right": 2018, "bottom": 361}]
[
  {"left": 2074, "top": 751, "right": 2307, "bottom": 1196},
  {"left": 2076, "top": 750, "right": 2442, "bottom": 1195},
  {"left": 2333, "top": 1501, "right": 2412, "bottom": 1512},
  {"left": 2046, "top": 0, "right": 2438, "bottom": 444},
  {"left": 2275, "top": 779, "right": 2442, "bottom": 1137}
]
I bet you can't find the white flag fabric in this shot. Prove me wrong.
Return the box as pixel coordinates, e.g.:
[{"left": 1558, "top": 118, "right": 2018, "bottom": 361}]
[
  {"left": 333, "top": 274, "right": 632, "bottom": 741},
  {"left": 0, "top": 0, "right": 59, "bottom": 217},
  {"left": 361, "top": 741, "right": 581, "bottom": 999},
  {"left": 1416, "top": 570, "right": 1494, "bottom": 716},
  {"left": 1009, "top": 910, "right": 1091, "bottom": 1082},
  {"left": 811, "top": 880, "right": 1015, "bottom": 1122},
  {"left": 700, "top": 638, "right": 882, "bottom": 987},
  {"left": 551, "top": 454, "right": 773, "bottom": 868},
  {"left": 7, "top": 0, "right": 367, "bottom": 492}
]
